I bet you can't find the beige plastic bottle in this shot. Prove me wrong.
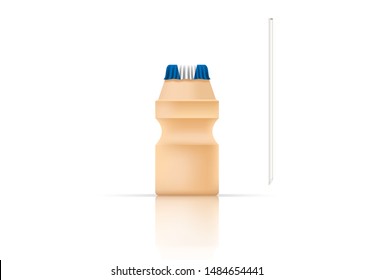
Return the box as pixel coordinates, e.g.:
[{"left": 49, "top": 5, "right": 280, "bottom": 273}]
[{"left": 156, "top": 65, "right": 218, "bottom": 195}]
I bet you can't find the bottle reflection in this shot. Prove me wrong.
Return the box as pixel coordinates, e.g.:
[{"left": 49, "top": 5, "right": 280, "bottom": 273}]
[{"left": 155, "top": 196, "right": 219, "bottom": 259}]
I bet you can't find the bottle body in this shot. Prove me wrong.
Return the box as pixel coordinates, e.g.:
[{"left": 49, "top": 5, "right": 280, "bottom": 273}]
[
  {"left": 156, "top": 80, "right": 219, "bottom": 195},
  {"left": 156, "top": 118, "right": 218, "bottom": 195}
]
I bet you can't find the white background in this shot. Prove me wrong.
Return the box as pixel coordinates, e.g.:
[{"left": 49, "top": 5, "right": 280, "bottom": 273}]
[{"left": 1, "top": 0, "right": 373, "bottom": 279}]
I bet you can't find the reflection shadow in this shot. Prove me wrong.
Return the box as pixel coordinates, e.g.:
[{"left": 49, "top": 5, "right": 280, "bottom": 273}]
[{"left": 155, "top": 196, "right": 219, "bottom": 259}]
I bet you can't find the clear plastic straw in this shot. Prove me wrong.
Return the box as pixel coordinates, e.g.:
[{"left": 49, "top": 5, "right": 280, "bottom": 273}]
[{"left": 269, "top": 18, "right": 274, "bottom": 185}]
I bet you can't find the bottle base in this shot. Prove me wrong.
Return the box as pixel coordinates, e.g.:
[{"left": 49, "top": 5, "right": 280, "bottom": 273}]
[{"left": 156, "top": 144, "right": 219, "bottom": 196}]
